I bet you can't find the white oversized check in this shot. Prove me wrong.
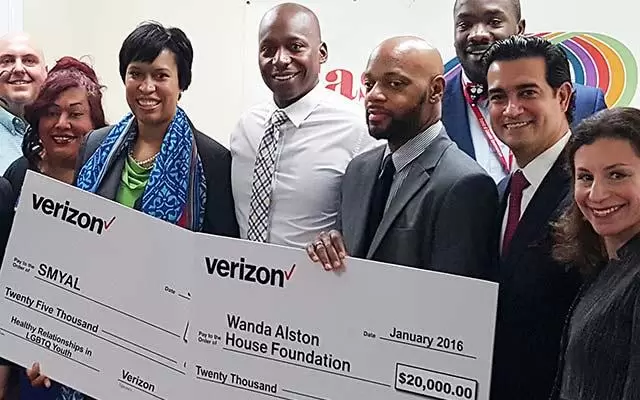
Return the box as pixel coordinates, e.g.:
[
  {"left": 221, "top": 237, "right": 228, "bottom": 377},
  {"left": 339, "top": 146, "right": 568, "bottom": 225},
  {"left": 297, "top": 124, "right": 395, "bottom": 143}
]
[
  {"left": 189, "top": 234, "right": 499, "bottom": 400},
  {"left": 0, "top": 171, "right": 190, "bottom": 400}
]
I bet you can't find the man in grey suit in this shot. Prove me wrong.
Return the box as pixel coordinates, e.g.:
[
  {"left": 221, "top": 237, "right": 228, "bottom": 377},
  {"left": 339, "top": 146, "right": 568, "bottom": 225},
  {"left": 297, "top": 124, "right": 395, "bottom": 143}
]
[{"left": 306, "top": 36, "right": 498, "bottom": 280}]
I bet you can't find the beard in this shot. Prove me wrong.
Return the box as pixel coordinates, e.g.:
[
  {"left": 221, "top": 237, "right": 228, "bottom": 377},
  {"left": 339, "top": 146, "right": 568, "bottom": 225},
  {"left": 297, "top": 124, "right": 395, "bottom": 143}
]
[
  {"left": 460, "top": 60, "right": 487, "bottom": 85},
  {"left": 368, "top": 92, "right": 428, "bottom": 141}
]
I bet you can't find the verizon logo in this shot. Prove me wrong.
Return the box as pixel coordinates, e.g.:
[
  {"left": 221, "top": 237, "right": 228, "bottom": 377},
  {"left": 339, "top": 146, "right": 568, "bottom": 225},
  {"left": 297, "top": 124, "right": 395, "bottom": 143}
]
[
  {"left": 205, "top": 257, "right": 296, "bottom": 288},
  {"left": 32, "top": 193, "right": 115, "bottom": 235}
]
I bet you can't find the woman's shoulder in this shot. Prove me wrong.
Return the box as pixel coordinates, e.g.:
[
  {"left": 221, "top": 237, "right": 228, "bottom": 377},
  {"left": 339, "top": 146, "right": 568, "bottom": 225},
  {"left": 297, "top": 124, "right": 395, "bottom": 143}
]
[
  {"left": 4, "top": 156, "right": 30, "bottom": 194},
  {"left": 81, "top": 126, "right": 113, "bottom": 157},
  {"left": 193, "top": 129, "right": 230, "bottom": 157}
]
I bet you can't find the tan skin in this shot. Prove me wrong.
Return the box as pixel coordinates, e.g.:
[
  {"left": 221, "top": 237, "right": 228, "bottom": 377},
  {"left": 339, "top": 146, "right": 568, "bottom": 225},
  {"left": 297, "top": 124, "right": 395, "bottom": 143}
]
[
  {"left": 306, "top": 37, "right": 445, "bottom": 270},
  {"left": 574, "top": 138, "right": 640, "bottom": 258},
  {"left": 5, "top": 87, "right": 95, "bottom": 395},
  {"left": 486, "top": 57, "right": 572, "bottom": 167},
  {"left": 0, "top": 32, "right": 47, "bottom": 117},
  {"left": 38, "top": 87, "right": 95, "bottom": 184}
]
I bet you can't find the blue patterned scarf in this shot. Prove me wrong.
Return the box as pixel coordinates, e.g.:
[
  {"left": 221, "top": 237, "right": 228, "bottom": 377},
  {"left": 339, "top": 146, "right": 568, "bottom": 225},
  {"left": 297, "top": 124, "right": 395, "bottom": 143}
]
[{"left": 76, "top": 106, "right": 206, "bottom": 231}]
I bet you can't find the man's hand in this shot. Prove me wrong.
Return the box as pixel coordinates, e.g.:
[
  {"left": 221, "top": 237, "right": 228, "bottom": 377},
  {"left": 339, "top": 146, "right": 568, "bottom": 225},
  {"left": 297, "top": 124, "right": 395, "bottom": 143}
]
[
  {"left": 306, "top": 230, "right": 347, "bottom": 270},
  {"left": 26, "top": 362, "right": 51, "bottom": 388}
]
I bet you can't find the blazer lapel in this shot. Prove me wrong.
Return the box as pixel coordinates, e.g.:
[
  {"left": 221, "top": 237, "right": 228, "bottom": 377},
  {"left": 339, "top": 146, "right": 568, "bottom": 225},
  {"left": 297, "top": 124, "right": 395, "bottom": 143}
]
[
  {"left": 443, "top": 72, "right": 475, "bottom": 159},
  {"left": 97, "top": 150, "right": 126, "bottom": 201},
  {"left": 502, "top": 156, "right": 571, "bottom": 267},
  {"left": 497, "top": 175, "right": 509, "bottom": 220},
  {"left": 343, "top": 146, "right": 384, "bottom": 257},
  {"left": 366, "top": 131, "right": 453, "bottom": 258}
]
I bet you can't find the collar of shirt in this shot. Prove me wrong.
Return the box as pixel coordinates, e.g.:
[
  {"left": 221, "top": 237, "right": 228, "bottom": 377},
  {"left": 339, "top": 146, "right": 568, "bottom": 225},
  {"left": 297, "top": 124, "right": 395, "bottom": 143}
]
[
  {"left": 383, "top": 120, "right": 443, "bottom": 174},
  {"left": 461, "top": 71, "right": 474, "bottom": 86},
  {"left": 264, "top": 82, "right": 325, "bottom": 128},
  {"left": 461, "top": 71, "right": 489, "bottom": 108},
  {"left": 518, "top": 131, "right": 571, "bottom": 191},
  {"left": 0, "top": 107, "right": 27, "bottom": 136}
]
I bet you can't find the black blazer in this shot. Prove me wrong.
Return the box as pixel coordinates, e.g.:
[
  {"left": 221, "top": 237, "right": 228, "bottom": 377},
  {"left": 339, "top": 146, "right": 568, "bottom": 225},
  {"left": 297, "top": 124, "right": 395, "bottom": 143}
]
[
  {"left": 339, "top": 128, "right": 499, "bottom": 280},
  {"left": 491, "top": 154, "right": 581, "bottom": 400},
  {"left": 74, "top": 125, "right": 239, "bottom": 238},
  {"left": 0, "top": 176, "right": 15, "bottom": 263}
]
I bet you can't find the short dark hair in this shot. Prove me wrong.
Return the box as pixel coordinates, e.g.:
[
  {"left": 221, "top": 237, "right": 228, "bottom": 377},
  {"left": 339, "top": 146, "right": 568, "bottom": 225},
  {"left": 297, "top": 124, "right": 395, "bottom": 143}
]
[
  {"left": 118, "top": 21, "right": 193, "bottom": 91},
  {"left": 482, "top": 35, "right": 575, "bottom": 124},
  {"left": 553, "top": 107, "right": 640, "bottom": 274},
  {"left": 23, "top": 56, "right": 107, "bottom": 167}
]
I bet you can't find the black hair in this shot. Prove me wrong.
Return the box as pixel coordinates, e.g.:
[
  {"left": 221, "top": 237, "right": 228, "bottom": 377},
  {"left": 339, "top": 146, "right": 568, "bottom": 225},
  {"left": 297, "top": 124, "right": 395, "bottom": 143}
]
[
  {"left": 118, "top": 21, "right": 193, "bottom": 91},
  {"left": 482, "top": 35, "right": 575, "bottom": 124}
]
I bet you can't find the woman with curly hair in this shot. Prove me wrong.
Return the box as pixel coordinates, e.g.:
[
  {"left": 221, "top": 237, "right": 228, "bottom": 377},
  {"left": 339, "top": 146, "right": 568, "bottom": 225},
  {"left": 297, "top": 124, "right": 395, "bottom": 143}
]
[{"left": 552, "top": 107, "right": 640, "bottom": 399}]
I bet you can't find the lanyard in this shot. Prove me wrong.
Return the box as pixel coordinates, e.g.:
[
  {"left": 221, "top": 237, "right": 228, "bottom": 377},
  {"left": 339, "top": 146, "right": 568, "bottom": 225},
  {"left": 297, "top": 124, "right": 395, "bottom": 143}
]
[{"left": 462, "top": 87, "right": 513, "bottom": 175}]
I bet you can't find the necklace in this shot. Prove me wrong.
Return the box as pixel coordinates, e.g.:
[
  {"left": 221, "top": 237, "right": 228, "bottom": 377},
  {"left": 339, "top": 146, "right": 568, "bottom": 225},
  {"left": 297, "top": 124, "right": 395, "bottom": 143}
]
[{"left": 128, "top": 146, "right": 159, "bottom": 169}]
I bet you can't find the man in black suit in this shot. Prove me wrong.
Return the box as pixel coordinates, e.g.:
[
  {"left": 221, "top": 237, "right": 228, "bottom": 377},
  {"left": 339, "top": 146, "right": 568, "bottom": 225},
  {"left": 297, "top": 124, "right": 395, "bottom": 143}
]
[
  {"left": 306, "top": 36, "right": 498, "bottom": 281},
  {"left": 444, "top": 0, "right": 606, "bottom": 183},
  {"left": 483, "top": 36, "right": 582, "bottom": 400}
]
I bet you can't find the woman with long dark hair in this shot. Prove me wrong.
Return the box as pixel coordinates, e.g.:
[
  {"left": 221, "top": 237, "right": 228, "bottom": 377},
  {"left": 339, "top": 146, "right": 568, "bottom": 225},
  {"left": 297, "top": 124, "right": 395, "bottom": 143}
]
[{"left": 552, "top": 107, "right": 640, "bottom": 399}]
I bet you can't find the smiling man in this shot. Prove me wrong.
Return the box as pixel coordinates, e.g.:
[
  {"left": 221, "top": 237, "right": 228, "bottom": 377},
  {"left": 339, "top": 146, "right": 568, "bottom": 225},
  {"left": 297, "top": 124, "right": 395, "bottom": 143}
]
[
  {"left": 0, "top": 32, "right": 47, "bottom": 174},
  {"left": 231, "top": 2, "right": 377, "bottom": 248},
  {"left": 442, "top": 0, "right": 606, "bottom": 183},
  {"left": 483, "top": 36, "right": 583, "bottom": 400}
]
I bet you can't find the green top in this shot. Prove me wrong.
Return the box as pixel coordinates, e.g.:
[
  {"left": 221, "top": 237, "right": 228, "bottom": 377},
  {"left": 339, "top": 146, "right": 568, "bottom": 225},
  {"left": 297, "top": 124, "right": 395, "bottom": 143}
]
[{"left": 116, "top": 155, "right": 152, "bottom": 208}]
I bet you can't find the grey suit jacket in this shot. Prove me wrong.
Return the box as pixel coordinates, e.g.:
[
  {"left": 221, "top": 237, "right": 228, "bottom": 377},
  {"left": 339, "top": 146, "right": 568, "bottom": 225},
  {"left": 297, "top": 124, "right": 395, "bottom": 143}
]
[{"left": 340, "top": 128, "right": 499, "bottom": 280}]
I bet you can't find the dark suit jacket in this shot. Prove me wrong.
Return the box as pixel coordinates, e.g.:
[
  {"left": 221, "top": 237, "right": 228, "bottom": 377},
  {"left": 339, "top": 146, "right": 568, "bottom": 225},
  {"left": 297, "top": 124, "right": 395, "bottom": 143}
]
[
  {"left": 339, "top": 128, "right": 499, "bottom": 280},
  {"left": 0, "top": 176, "right": 14, "bottom": 265},
  {"left": 443, "top": 70, "right": 607, "bottom": 159},
  {"left": 490, "top": 154, "right": 581, "bottom": 400},
  {"left": 74, "top": 125, "right": 239, "bottom": 238}
]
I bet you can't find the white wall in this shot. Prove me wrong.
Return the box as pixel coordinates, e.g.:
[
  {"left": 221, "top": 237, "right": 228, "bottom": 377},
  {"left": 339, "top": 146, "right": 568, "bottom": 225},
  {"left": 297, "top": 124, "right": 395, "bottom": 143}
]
[
  {"left": 0, "top": 0, "right": 22, "bottom": 34},
  {"left": 23, "top": 0, "right": 248, "bottom": 146},
  {"left": 22, "top": 0, "right": 640, "bottom": 147}
]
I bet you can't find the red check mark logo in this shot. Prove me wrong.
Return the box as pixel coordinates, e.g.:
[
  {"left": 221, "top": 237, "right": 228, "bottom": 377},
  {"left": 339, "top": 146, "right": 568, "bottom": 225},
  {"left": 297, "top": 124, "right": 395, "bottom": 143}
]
[
  {"left": 285, "top": 264, "right": 296, "bottom": 280},
  {"left": 104, "top": 216, "right": 116, "bottom": 230}
]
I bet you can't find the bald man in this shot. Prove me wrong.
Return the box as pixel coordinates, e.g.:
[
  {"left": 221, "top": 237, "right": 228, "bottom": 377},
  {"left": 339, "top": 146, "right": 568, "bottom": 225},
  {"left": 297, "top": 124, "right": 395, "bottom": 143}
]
[
  {"left": 231, "top": 3, "right": 378, "bottom": 248},
  {"left": 307, "top": 37, "right": 498, "bottom": 280},
  {"left": 0, "top": 32, "right": 47, "bottom": 174}
]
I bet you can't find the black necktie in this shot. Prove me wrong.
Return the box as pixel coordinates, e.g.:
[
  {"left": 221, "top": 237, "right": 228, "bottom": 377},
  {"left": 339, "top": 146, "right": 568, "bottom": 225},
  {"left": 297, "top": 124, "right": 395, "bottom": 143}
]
[
  {"left": 464, "top": 81, "right": 486, "bottom": 104},
  {"left": 364, "top": 154, "right": 396, "bottom": 250}
]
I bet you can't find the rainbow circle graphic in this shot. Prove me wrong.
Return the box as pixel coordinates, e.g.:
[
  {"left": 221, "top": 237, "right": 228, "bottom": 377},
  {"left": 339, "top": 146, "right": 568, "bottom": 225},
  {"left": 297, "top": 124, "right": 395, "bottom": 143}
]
[{"left": 444, "top": 32, "right": 638, "bottom": 107}]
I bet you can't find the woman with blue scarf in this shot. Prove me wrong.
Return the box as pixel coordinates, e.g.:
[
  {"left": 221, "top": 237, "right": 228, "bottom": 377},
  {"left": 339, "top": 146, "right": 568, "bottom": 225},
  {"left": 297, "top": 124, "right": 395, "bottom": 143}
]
[
  {"left": 24, "top": 21, "right": 238, "bottom": 398},
  {"left": 73, "top": 21, "right": 239, "bottom": 235}
]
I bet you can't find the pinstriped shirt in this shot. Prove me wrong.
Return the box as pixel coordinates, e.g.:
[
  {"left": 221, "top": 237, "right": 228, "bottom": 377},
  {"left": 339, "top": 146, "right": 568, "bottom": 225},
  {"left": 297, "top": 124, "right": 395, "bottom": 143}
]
[{"left": 381, "top": 121, "right": 442, "bottom": 212}]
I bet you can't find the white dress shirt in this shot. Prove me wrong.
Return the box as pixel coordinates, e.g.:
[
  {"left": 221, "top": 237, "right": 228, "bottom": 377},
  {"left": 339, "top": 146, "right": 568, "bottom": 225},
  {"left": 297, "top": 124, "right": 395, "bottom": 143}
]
[
  {"left": 461, "top": 73, "right": 513, "bottom": 183},
  {"left": 231, "top": 83, "right": 380, "bottom": 248},
  {"left": 500, "top": 132, "right": 571, "bottom": 245}
]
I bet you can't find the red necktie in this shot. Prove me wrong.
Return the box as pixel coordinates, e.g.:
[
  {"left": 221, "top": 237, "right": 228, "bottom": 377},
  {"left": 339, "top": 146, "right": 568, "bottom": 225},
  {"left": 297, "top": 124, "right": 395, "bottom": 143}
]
[{"left": 502, "top": 170, "right": 530, "bottom": 254}]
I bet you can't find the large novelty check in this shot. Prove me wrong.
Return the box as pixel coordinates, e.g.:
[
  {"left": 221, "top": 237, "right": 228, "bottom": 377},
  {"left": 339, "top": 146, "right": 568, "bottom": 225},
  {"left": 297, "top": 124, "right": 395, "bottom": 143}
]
[
  {"left": 0, "top": 171, "right": 499, "bottom": 400},
  {"left": 0, "top": 171, "right": 190, "bottom": 400},
  {"left": 189, "top": 232, "right": 499, "bottom": 400}
]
